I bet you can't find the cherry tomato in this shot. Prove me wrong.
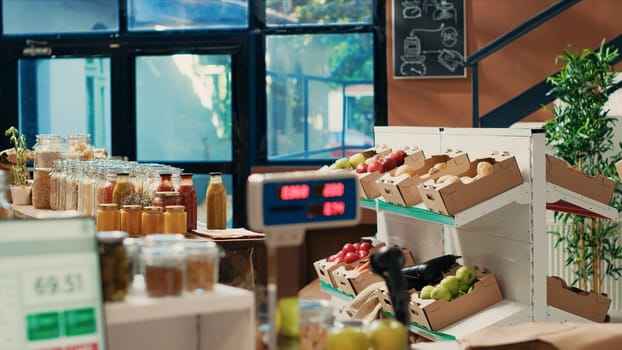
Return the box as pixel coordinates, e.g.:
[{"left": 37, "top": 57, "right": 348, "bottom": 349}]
[
  {"left": 334, "top": 256, "right": 344, "bottom": 263},
  {"left": 327, "top": 254, "right": 337, "bottom": 262},
  {"left": 353, "top": 243, "right": 361, "bottom": 251},
  {"left": 344, "top": 252, "right": 359, "bottom": 264},
  {"left": 359, "top": 242, "right": 372, "bottom": 251},
  {"left": 337, "top": 250, "right": 347, "bottom": 258},
  {"left": 358, "top": 250, "right": 369, "bottom": 258},
  {"left": 342, "top": 243, "right": 356, "bottom": 253}
]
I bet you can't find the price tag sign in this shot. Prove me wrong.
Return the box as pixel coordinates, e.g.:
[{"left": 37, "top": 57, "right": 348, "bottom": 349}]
[{"left": 0, "top": 218, "right": 106, "bottom": 350}]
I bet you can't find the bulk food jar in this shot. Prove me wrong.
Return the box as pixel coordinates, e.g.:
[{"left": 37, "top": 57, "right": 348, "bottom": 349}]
[
  {"left": 141, "top": 242, "right": 185, "bottom": 297},
  {"left": 96, "top": 231, "right": 130, "bottom": 302},
  {"left": 33, "top": 134, "right": 64, "bottom": 209},
  {"left": 184, "top": 240, "right": 222, "bottom": 293},
  {"left": 67, "top": 134, "right": 93, "bottom": 161}
]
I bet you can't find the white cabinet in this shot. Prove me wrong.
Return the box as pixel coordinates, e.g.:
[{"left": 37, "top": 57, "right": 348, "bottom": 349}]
[
  {"left": 105, "top": 283, "right": 255, "bottom": 350},
  {"left": 366, "top": 126, "right": 618, "bottom": 340}
]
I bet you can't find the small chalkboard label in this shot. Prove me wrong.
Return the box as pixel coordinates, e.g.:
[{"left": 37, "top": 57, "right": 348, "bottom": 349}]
[{"left": 393, "top": 0, "right": 466, "bottom": 79}]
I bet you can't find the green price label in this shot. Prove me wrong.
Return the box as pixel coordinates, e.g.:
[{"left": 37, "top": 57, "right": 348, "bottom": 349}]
[{"left": 26, "top": 312, "right": 61, "bottom": 341}]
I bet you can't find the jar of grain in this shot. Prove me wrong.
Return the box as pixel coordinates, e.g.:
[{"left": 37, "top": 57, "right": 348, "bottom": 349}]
[
  {"left": 141, "top": 243, "right": 185, "bottom": 297},
  {"left": 184, "top": 240, "right": 222, "bottom": 293},
  {"left": 67, "top": 134, "right": 93, "bottom": 161},
  {"left": 33, "top": 134, "right": 64, "bottom": 209}
]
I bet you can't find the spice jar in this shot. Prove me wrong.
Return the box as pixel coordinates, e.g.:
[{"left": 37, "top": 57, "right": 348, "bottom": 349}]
[
  {"left": 153, "top": 191, "right": 180, "bottom": 209},
  {"left": 96, "top": 231, "right": 129, "bottom": 302},
  {"left": 206, "top": 172, "right": 227, "bottom": 229},
  {"left": 96, "top": 203, "right": 120, "bottom": 232},
  {"left": 184, "top": 241, "right": 222, "bottom": 293},
  {"left": 299, "top": 299, "right": 333, "bottom": 350},
  {"left": 141, "top": 206, "right": 165, "bottom": 235},
  {"left": 121, "top": 204, "right": 142, "bottom": 237},
  {"left": 67, "top": 133, "right": 93, "bottom": 161},
  {"left": 141, "top": 243, "right": 185, "bottom": 297},
  {"left": 164, "top": 205, "right": 187, "bottom": 234},
  {"left": 178, "top": 173, "right": 197, "bottom": 232},
  {"left": 33, "top": 134, "right": 64, "bottom": 209}
]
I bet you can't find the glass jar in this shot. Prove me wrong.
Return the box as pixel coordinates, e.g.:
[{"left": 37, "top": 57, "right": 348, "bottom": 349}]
[
  {"left": 96, "top": 203, "right": 120, "bottom": 232},
  {"left": 178, "top": 173, "right": 197, "bottom": 232},
  {"left": 78, "top": 164, "right": 96, "bottom": 217},
  {"left": 96, "top": 231, "right": 129, "bottom": 302},
  {"left": 49, "top": 160, "right": 62, "bottom": 210},
  {"left": 327, "top": 320, "right": 369, "bottom": 350},
  {"left": 164, "top": 205, "right": 187, "bottom": 234},
  {"left": 153, "top": 191, "right": 180, "bottom": 209},
  {"left": 64, "top": 161, "right": 79, "bottom": 211},
  {"left": 98, "top": 170, "right": 116, "bottom": 205},
  {"left": 0, "top": 171, "right": 14, "bottom": 219},
  {"left": 112, "top": 172, "right": 134, "bottom": 207},
  {"left": 33, "top": 134, "right": 64, "bottom": 209},
  {"left": 156, "top": 172, "right": 175, "bottom": 192},
  {"left": 206, "top": 172, "right": 227, "bottom": 229},
  {"left": 67, "top": 133, "right": 93, "bottom": 161},
  {"left": 123, "top": 237, "right": 140, "bottom": 290},
  {"left": 299, "top": 300, "right": 334, "bottom": 350},
  {"left": 184, "top": 241, "right": 222, "bottom": 293},
  {"left": 141, "top": 243, "right": 185, "bottom": 297},
  {"left": 121, "top": 204, "right": 142, "bottom": 237},
  {"left": 141, "top": 206, "right": 165, "bottom": 235}
]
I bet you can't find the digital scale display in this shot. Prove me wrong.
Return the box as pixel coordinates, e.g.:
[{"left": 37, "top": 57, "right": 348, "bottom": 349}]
[{"left": 247, "top": 171, "right": 360, "bottom": 230}]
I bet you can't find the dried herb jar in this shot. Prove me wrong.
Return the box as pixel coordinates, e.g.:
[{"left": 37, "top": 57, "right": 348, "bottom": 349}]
[{"left": 96, "top": 231, "right": 129, "bottom": 302}]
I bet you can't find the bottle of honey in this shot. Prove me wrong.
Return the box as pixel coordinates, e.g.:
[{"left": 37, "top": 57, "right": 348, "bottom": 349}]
[{"left": 206, "top": 172, "right": 226, "bottom": 229}]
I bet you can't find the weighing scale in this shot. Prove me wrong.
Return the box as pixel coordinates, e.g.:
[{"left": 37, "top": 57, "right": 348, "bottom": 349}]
[{"left": 247, "top": 170, "right": 361, "bottom": 349}]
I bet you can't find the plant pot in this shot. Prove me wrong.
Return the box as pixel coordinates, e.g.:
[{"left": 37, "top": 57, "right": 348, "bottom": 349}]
[{"left": 10, "top": 184, "right": 32, "bottom": 205}]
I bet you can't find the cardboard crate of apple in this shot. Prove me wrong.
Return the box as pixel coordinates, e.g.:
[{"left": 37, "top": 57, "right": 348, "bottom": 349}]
[
  {"left": 377, "top": 151, "right": 470, "bottom": 207},
  {"left": 354, "top": 147, "right": 420, "bottom": 199},
  {"left": 401, "top": 265, "right": 502, "bottom": 331},
  {"left": 333, "top": 247, "right": 416, "bottom": 296},
  {"left": 313, "top": 240, "right": 385, "bottom": 289},
  {"left": 418, "top": 151, "right": 524, "bottom": 216}
]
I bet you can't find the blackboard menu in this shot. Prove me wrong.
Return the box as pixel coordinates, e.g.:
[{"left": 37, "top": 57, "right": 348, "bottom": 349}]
[{"left": 393, "top": 0, "right": 466, "bottom": 79}]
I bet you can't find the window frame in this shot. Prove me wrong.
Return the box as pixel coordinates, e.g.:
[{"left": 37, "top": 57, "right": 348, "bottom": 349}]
[{"left": 0, "top": 0, "right": 387, "bottom": 228}]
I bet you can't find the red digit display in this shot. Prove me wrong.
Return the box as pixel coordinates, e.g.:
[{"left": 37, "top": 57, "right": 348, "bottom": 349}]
[
  {"left": 323, "top": 201, "right": 346, "bottom": 216},
  {"left": 322, "top": 182, "right": 345, "bottom": 198},
  {"left": 279, "top": 184, "right": 310, "bottom": 200}
]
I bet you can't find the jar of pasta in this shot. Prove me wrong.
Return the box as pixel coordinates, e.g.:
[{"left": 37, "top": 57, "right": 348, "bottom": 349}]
[
  {"left": 184, "top": 240, "right": 222, "bottom": 293},
  {"left": 141, "top": 206, "right": 165, "bottom": 235},
  {"left": 121, "top": 204, "right": 142, "bottom": 237},
  {"left": 164, "top": 205, "right": 187, "bottom": 234}
]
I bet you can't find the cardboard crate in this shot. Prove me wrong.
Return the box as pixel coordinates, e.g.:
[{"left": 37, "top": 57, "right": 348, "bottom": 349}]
[
  {"left": 546, "top": 154, "right": 616, "bottom": 205},
  {"left": 547, "top": 276, "right": 611, "bottom": 322},
  {"left": 333, "top": 248, "right": 415, "bottom": 296},
  {"left": 356, "top": 147, "right": 393, "bottom": 199},
  {"left": 377, "top": 152, "right": 470, "bottom": 207},
  {"left": 378, "top": 267, "right": 503, "bottom": 331},
  {"left": 418, "top": 152, "right": 523, "bottom": 215},
  {"left": 313, "top": 242, "right": 386, "bottom": 289}
]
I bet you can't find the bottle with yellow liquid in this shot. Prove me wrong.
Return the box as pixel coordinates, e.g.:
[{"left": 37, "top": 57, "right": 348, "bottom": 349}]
[{"left": 206, "top": 172, "right": 226, "bottom": 229}]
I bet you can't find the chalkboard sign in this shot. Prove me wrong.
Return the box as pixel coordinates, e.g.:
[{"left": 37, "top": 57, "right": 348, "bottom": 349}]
[{"left": 393, "top": 0, "right": 466, "bottom": 79}]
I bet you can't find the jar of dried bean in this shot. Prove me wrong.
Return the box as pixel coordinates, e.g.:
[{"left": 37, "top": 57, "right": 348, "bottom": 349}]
[
  {"left": 184, "top": 240, "right": 222, "bottom": 293},
  {"left": 141, "top": 243, "right": 185, "bottom": 297}
]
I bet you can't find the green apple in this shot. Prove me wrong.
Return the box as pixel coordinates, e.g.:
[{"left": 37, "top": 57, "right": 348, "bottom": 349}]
[
  {"left": 431, "top": 285, "right": 452, "bottom": 301},
  {"left": 327, "top": 325, "right": 369, "bottom": 350},
  {"left": 331, "top": 157, "right": 353, "bottom": 170},
  {"left": 455, "top": 265, "right": 477, "bottom": 286},
  {"left": 419, "top": 285, "right": 434, "bottom": 299},
  {"left": 277, "top": 297, "right": 299, "bottom": 337},
  {"left": 368, "top": 318, "right": 408, "bottom": 350},
  {"left": 439, "top": 275, "right": 461, "bottom": 297},
  {"left": 349, "top": 153, "right": 366, "bottom": 167},
  {"left": 459, "top": 281, "right": 471, "bottom": 294}
]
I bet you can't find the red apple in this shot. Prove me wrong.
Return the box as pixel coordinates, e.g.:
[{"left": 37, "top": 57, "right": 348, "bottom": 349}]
[
  {"left": 380, "top": 157, "right": 398, "bottom": 172},
  {"left": 367, "top": 160, "right": 383, "bottom": 173},
  {"left": 389, "top": 149, "right": 407, "bottom": 166},
  {"left": 355, "top": 162, "right": 368, "bottom": 173}
]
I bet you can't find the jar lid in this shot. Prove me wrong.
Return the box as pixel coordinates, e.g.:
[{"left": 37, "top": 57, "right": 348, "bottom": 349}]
[
  {"left": 98, "top": 203, "right": 119, "bottom": 210},
  {"left": 165, "top": 205, "right": 185, "bottom": 212},
  {"left": 155, "top": 191, "right": 180, "bottom": 197},
  {"left": 143, "top": 206, "right": 164, "bottom": 213},
  {"left": 209, "top": 172, "right": 222, "bottom": 176},
  {"left": 97, "top": 231, "right": 128, "bottom": 243},
  {"left": 141, "top": 244, "right": 184, "bottom": 258},
  {"left": 183, "top": 240, "right": 222, "bottom": 256},
  {"left": 116, "top": 172, "right": 130, "bottom": 176},
  {"left": 121, "top": 204, "right": 142, "bottom": 211},
  {"left": 144, "top": 233, "right": 185, "bottom": 246},
  {"left": 181, "top": 172, "right": 193, "bottom": 177},
  {"left": 159, "top": 172, "right": 172, "bottom": 176}
]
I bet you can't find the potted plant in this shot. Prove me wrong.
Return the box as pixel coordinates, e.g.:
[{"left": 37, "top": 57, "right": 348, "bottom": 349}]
[
  {"left": 544, "top": 40, "right": 622, "bottom": 297},
  {"left": 4, "top": 126, "right": 31, "bottom": 205}
]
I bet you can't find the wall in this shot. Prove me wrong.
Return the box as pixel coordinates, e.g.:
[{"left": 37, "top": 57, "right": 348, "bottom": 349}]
[{"left": 386, "top": 0, "right": 622, "bottom": 127}]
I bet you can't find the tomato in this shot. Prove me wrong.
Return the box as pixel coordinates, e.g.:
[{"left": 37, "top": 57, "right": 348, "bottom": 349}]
[
  {"left": 337, "top": 250, "right": 347, "bottom": 258},
  {"left": 353, "top": 243, "right": 361, "bottom": 251},
  {"left": 342, "top": 243, "right": 356, "bottom": 253},
  {"left": 344, "top": 252, "right": 359, "bottom": 264},
  {"left": 327, "top": 254, "right": 337, "bottom": 262},
  {"left": 358, "top": 250, "right": 369, "bottom": 258},
  {"left": 334, "top": 256, "right": 344, "bottom": 263},
  {"left": 359, "top": 242, "right": 372, "bottom": 251}
]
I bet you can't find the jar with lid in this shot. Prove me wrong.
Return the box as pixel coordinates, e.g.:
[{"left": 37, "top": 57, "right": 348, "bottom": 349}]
[
  {"left": 153, "top": 191, "right": 180, "bottom": 209},
  {"left": 206, "top": 172, "right": 227, "bottom": 229},
  {"left": 49, "top": 160, "right": 63, "bottom": 210},
  {"left": 78, "top": 164, "right": 96, "bottom": 217},
  {"left": 64, "top": 161, "right": 79, "bottom": 211},
  {"left": 299, "top": 299, "right": 334, "bottom": 350},
  {"left": 156, "top": 172, "right": 175, "bottom": 192},
  {"left": 67, "top": 133, "right": 93, "bottom": 161},
  {"left": 141, "top": 206, "right": 165, "bottom": 235},
  {"left": 96, "top": 231, "right": 129, "bottom": 302},
  {"left": 164, "top": 205, "right": 187, "bottom": 234},
  {"left": 98, "top": 170, "right": 116, "bottom": 205},
  {"left": 112, "top": 172, "right": 134, "bottom": 207},
  {"left": 96, "top": 203, "right": 120, "bottom": 232},
  {"left": 121, "top": 204, "right": 142, "bottom": 237},
  {"left": 141, "top": 243, "right": 185, "bottom": 297},
  {"left": 123, "top": 237, "right": 140, "bottom": 290},
  {"left": 184, "top": 241, "right": 222, "bottom": 293},
  {"left": 0, "top": 171, "right": 14, "bottom": 219},
  {"left": 178, "top": 173, "right": 197, "bottom": 232},
  {"left": 33, "top": 134, "right": 64, "bottom": 209}
]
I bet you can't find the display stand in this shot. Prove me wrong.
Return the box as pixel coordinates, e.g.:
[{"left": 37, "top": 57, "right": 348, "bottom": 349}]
[{"left": 364, "top": 126, "right": 619, "bottom": 341}]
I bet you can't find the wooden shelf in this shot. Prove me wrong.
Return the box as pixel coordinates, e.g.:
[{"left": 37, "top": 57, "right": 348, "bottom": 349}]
[{"left": 11, "top": 204, "right": 80, "bottom": 219}]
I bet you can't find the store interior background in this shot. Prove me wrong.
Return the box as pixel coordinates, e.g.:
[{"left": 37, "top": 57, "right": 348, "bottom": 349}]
[{"left": 1, "top": 0, "right": 621, "bottom": 319}]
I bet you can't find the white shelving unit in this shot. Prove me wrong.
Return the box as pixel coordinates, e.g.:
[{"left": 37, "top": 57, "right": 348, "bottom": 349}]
[
  {"left": 368, "top": 126, "right": 619, "bottom": 341},
  {"left": 105, "top": 283, "right": 255, "bottom": 350}
]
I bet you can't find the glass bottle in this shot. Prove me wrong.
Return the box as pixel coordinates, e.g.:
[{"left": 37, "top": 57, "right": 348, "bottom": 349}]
[
  {"left": 64, "top": 161, "right": 79, "bottom": 211},
  {"left": 206, "top": 172, "right": 227, "bottom": 229},
  {"left": 178, "top": 173, "right": 197, "bottom": 232},
  {"left": 49, "top": 160, "right": 63, "bottom": 210},
  {"left": 67, "top": 133, "right": 93, "bottom": 161},
  {"left": 112, "top": 172, "right": 134, "bottom": 207},
  {"left": 96, "top": 203, "right": 120, "bottom": 231},
  {"left": 121, "top": 204, "right": 142, "bottom": 237},
  {"left": 141, "top": 206, "right": 165, "bottom": 235},
  {"left": 156, "top": 172, "right": 175, "bottom": 192},
  {"left": 0, "top": 170, "right": 14, "bottom": 219},
  {"left": 98, "top": 170, "right": 117, "bottom": 205},
  {"left": 33, "top": 134, "right": 64, "bottom": 209},
  {"left": 78, "top": 164, "right": 95, "bottom": 217},
  {"left": 57, "top": 160, "right": 68, "bottom": 210},
  {"left": 164, "top": 205, "right": 187, "bottom": 234}
]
